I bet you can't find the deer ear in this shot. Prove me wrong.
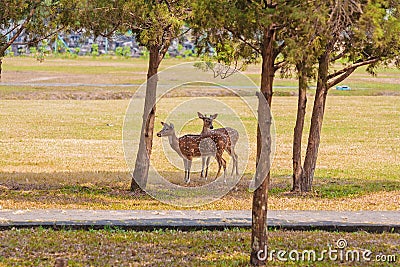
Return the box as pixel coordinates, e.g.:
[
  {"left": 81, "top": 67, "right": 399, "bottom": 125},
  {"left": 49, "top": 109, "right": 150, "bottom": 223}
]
[
  {"left": 211, "top": 114, "right": 218, "bottom": 119},
  {"left": 161, "top": 121, "right": 165, "bottom": 125},
  {"left": 170, "top": 123, "right": 174, "bottom": 129},
  {"left": 197, "top": 112, "right": 204, "bottom": 119}
]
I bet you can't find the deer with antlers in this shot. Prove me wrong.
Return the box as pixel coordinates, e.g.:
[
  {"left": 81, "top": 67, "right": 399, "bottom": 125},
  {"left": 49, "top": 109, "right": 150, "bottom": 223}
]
[
  {"left": 197, "top": 112, "right": 239, "bottom": 179},
  {"left": 156, "top": 122, "right": 227, "bottom": 184}
]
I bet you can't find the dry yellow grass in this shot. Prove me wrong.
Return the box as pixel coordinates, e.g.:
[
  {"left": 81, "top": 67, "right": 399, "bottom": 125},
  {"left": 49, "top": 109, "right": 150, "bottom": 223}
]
[{"left": 0, "top": 61, "right": 399, "bottom": 210}]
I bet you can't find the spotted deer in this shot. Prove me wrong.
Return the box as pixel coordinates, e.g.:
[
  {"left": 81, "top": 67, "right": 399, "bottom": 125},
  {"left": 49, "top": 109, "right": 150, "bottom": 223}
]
[
  {"left": 156, "top": 122, "right": 227, "bottom": 184},
  {"left": 197, "top": 112, "right": 239, "bottom": 178}
]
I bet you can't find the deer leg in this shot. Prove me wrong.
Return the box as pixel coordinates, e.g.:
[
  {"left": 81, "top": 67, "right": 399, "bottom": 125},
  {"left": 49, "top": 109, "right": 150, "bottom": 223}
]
[
  {"left": 201, "top": 157, "right": 206, "bottom": 179},
  {"left": 183, "top": 158, "right": 188, "bottom": 183},
  {"left": 234, "top": 151, "right": 239, "bottom": 176},
  {"left": 205, "top": 156, "right": 211, "bottom": 179},
  {"left": 231, "top": 148, "right": 239, "bottom": 177},
  {"left": 186, "top": 159, "right": 192, "bottom": 184},
  {"left": 215, "top": 153, "right": 222, "bottom": 179},
  {"left": 221, "top": 156, "right": 227, "bottom": 183},
  {"left": 225, "top": 146, "right": 236, "bottom": 178}
]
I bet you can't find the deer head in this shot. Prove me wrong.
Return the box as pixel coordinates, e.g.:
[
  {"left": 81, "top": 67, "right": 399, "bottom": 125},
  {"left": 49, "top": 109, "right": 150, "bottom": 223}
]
[
  {"left": 197, "top": 112, "right": 218, "bottom": 130},
  {"left": 157, "top": 122, "right": 175, "bottom": 137}
]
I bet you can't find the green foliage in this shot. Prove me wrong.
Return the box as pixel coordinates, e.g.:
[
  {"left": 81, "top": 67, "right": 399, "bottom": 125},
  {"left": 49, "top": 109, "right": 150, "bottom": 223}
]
[
  {"left": 192, "top": 0, "right": 304, "bottom": 69},
  {"left": 0, "top": 0, "right": 72, "bottom": 58},
  {"left": 91, "top": 44, "right": 99, "bottom": 57},
  {"left": 122, "top": 46, "right": 131, "bottom": 58},
  {"left": 72, "top": 0, "right": 189, "bottom": 56},
  {"left": 139, "top": 47, "right": 149, "bottom": 59},
  {"left": 177, "top": 43, "right": 183, "bottom": 52},
  {"left": 29, "top": 47, "right": 37, "bottom": 54},
  {"left": 116, "top": 46, "right": 132, "bottom": 58},
  {"left": 309, "top": 0, "right": 400, "bottom": 79},
  {"left": 183, "top": 49, "right": 193, "bottom": 58},
  {"left": 62, "top": 51, "right": 78, "bottom": 59},
  {"left": 36, "top": 40, "right": 49, "bottom": 62},
  {"left": 193, "top": 0, "right": 400, "bottom": 81},
  {"left": 115, "top": 47, "right": 123, "bottom": 57}
]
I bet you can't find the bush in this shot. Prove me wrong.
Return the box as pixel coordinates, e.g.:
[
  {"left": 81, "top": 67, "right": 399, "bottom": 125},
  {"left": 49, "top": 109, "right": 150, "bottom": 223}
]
[
  {"left": 29, "top": 47, "right": 37, "bottom": 54},
  {"left": 115, "top": 47, "right": 123, "bottom": 57},
  {"left": 91, "top": 44, "right": 99, "bottom": 57},
  {"left": 122, "top": 46, "right": 131, "bottom": 58}
]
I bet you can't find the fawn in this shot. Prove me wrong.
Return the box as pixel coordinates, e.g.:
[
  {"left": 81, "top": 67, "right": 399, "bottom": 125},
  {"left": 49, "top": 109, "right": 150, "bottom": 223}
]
[
  {"left": 197, "top": 112, "right": 239, "bottom": 178},
  {"left": 157, "top": 122, "right": 227, "bottom": 184}
]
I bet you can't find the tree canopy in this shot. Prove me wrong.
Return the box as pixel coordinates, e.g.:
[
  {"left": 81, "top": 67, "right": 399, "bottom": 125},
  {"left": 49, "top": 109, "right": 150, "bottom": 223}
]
[{"left": 0, "top": 0, "right": 73, "bottom": 57}]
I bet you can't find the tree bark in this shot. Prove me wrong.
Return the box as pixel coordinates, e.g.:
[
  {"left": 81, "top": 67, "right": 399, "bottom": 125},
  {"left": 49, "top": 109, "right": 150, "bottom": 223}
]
[
  {"left": 301, "top": 52, "right": 330, "bottom": 192},
  {"left": 131, "top": 45, "right": 161, "bottom": 191},
  {"left": 291, "top": 62, "right": 307, "bottom": 192},
  {"left": 0, "top": 58, "right": 2, "bottom": 80},
  {"left": 250, "top": 26, "right": 275, "bottom": 266}
]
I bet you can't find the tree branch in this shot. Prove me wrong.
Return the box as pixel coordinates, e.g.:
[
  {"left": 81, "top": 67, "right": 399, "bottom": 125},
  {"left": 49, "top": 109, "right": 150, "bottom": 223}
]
[
  {"left": 158, "top": 25, "right": 173, "bottom": 62},
  {"left": 13, "top": 26, "right": 66, "bottom": 46},
  {"left": 223, "top": 26, "right": 261, "bottom": 54},
  {"left": 327, "top": 57, "right": 380, "bottom": 80},
  {"left": 98, "top": 24, "right": 121, "bottom": 38},
  {"left": 273, "top": 40, "right": 285, "bottom": 59},
  {"left": 163, "top": 0, "right": 172, "bottom": 13},
  {"left": 327, "top": 57, "right": 380, "bottom": 88},
  {"left": 274, "top": 60, "right": 287, "bottom": 72},
  {"left": 262, "top": 0, "right": 278, "bottom": 9},
  {"left": 177, "top": 27, "right": 191, "bottom": 38},
  {"left": 1, "top": 24, "right": 20, "bottom": 38},
  {"left": 330, "top": 49, "right": 347, "bottom": 62},
  {"left": 0, "top": 4, "right": 37, "bottom": 55}
]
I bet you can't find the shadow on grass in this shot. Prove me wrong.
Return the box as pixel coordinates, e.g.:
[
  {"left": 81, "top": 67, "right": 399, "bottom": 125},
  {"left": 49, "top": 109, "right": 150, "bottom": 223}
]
[
  {"left": 270, "top": 176, "right": 400, "bottom": 199},
  {"left": 0, "top": 171, "right": 250, "bottom": 209},
  {"left": 0, "top": 171, "right": 399, "bottom": 209}
]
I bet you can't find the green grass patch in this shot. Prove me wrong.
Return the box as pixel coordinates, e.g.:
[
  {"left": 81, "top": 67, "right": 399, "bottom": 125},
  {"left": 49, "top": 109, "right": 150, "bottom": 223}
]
[
  {"left": 313, "top": 178, "right": 400, "bottom": 198},
  {"left": 0, "top": 228, "right": 398, "bottom": 266}
]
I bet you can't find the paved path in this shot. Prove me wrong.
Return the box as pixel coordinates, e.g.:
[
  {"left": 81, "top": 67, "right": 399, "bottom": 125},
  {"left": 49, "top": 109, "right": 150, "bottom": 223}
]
[{"left": 0, "top": 210, "right": 399, "bottom": 232}]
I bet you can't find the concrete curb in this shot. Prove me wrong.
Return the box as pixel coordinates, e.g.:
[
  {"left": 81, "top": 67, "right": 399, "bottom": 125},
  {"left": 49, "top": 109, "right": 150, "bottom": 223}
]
[{"left": 0, "top": 210, "right": 399, "bottom": 233}]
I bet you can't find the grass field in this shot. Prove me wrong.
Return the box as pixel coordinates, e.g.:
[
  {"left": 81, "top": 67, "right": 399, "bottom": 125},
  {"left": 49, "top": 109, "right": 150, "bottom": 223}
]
[
  {"left": 0, "top": 228, "right": 399, "bottom": 266},
  {"left": 0, "top": 56, "right": 399, "bottom": 267},
  {"left": 0, "top": 56, "right": 399, "bottom": 210},
  {"left": 1, "top": 56, "right": 400, "bottom": 99}
]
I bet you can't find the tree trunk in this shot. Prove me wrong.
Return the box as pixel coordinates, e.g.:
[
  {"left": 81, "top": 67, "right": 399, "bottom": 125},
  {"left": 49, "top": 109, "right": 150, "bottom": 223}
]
[
  {"left": 301, "top": 52, "right": 330, "bottom": 192},
  {"left": 0, "top": 58, "right": 2, "bottom": 80},
  {"left": 291, "top": 63, "right": 307, "bottom": 192},
  {"left": 250, "top": 26, "right": 275, "bottom": 266},
  {"left": 131, "top": 45, "right": 161, "bottom": 191}
]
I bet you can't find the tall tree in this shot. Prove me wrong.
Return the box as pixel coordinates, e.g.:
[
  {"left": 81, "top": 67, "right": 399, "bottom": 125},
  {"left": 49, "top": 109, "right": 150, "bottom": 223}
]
[
  {"left": 192, "top": 1, "right": 302, "bottom": 265},
  {"left": 126, "top": 1, "right": 190, "bottom": 190},
  {"left": 291, "top": 59, "right": 313, "bottom": 192},
  {"left": 0, "top": 0, "right": 67, "bottom": 79},
  {"left": 274, "top": 1, "right": 321, "bottom": 192},
  {"left": 73, "top": 0, "right": 190, "bottom": 190},
  {"left": 300, "top": 0, "right": 400, "bottom": 192}
]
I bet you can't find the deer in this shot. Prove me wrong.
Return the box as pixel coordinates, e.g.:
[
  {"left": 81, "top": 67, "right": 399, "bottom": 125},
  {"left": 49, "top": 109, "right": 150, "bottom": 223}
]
[
  {"left": 156, "top": 122, "right": 227, "bottom": 184},
  {"left": 197, "top": 112, "right": 239, "bottom": 179}
]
